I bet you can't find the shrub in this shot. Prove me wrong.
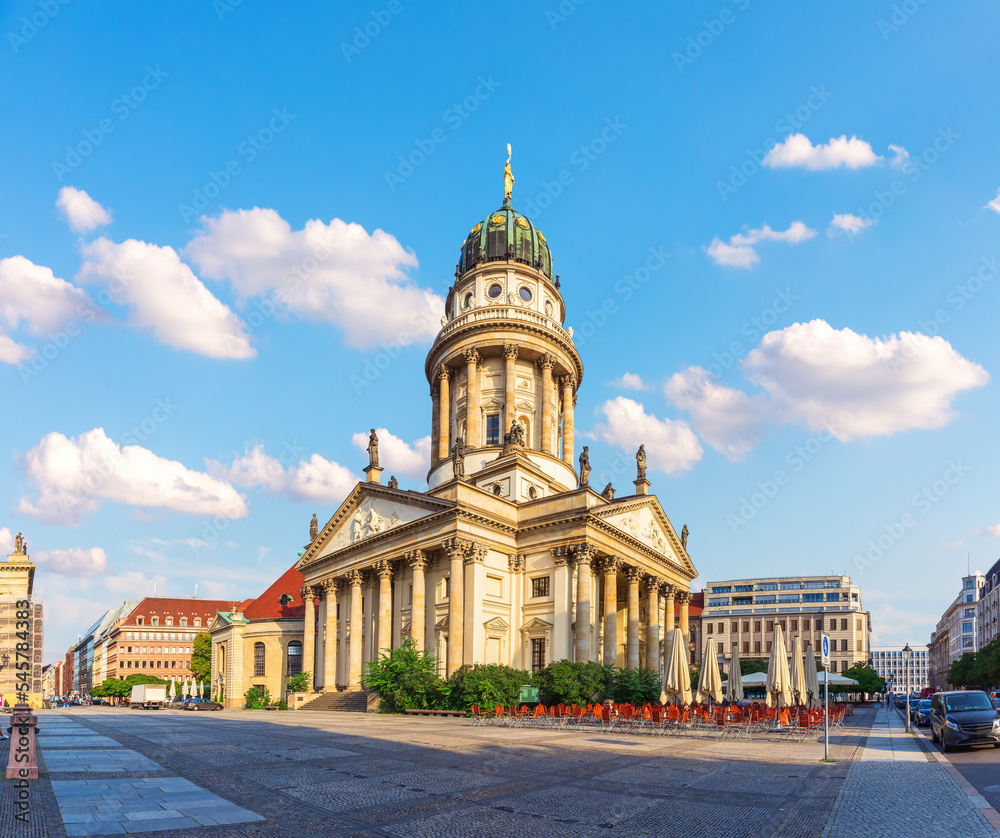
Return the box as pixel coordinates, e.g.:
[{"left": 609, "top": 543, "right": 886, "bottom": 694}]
[
  {"left": 286, "top": 672, "right": 312, "bottom": 693},
  {"left": 447, "top": 663, "right": 532, "bottom": 713},
  {"left": 363, "top": 638, "right": 448, "bottom": 713},
  {"left": 606, "top": 667, "right": 661, "bottom": 705},
  {"left": 244, "top": 686, "right": 272, "bottom": 709},
  {"left": 532, "top": 660, "right": 610, "bottom": 706},
  {"left": 276, "top": 700, "right": 288, "bottom": 710}
]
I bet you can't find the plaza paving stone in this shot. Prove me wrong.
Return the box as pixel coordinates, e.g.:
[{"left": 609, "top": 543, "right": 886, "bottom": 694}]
[{"left": 2, "top": 703, "right": 994, "bottom": 836}]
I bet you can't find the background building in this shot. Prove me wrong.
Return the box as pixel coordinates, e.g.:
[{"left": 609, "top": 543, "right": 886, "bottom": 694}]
[
  {"left": 0, "top": 533, "right": 44, "bottom": 706},
  {"left": 871, "top": 645, "right": 928, "bottom": 694},
  {"left": 928, "top": 571, "right": 983, "bottom": 689},
  {"left": 977, "top": 558, "right": 1000, "bottom": 648},
  {"left": 700, "top": 575, "right": 871, "bottom": 675}
]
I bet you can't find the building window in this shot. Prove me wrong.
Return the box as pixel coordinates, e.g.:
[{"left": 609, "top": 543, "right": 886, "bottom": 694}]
[
  {"left": 166, "top": 618, "right": 173, "bottom": 626},
  {"left": 766, "top": 621, "right": 774, "bottom": 632},
  {"left": 742, "top": 621, "right": 750, "bottom": 633},
  {"left": 180, "top": 619, "right": 187, "bottom": 626},
  {"left": 841, "top": 619, "right": 847, "bottom": 631},
  {"left": 254, "top": 643, "right": 265, "bottom": 677},
  {"left": 706, "top": 622, "right": 713, "bottom": 634},
  {"left": 742, "top": 642, "right": 750, "bottom": 654},
  {"left": 531, "top": 576, "right": 550, "bottom": 598},
  {"left": 717, "top": 642, "right": 724, "bottom": 654},
  {"left": 531, "top": 638, "right": 546, "bottom": 672},
  {"left": 151, "top": 618, "right": 158, "bottom": 626},
  {"left": 730, "top": 622, "right": 738, "bottom": 633},
  {"left": 137, "top": 618, "right": 143, "bottom": 626},
  {"left": 753, "top": 621, "right": 761, "bottom": 632},
  {"left": 830, "top": 660, "right": 838, "bottom": 673},
  {"left": 791, "top": 620, "right": 798, "bottom": 631},
  {"left": 287, "top": 642, "right": 303, "bottom": 676},
  {"left": 766, "top": 641, "right": 772, "bottom": 653},
  {"left": 486, "top": 414, "right": 501, "bottom": 446},
  {"left": 831, "top": 639, "right": 838, "bottom": 652},
  {"left": 194, "top": 618, "right": 201, "bottom": 626}
]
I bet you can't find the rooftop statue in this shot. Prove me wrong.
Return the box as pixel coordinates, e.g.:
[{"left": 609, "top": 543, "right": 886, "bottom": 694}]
[
  {"left": 453, "top": 436, "right": 466, "bottom": 479},
  {"left": 367, "top": 429, "right": 379, "bottom": 468},
  {"left": 636, "top": 444, "right": 646, "bottom": 480},
  {"left": 309, "top": 513, "right": 318, "bottom": 542},
  {"left": 504, "top": 142, "right": 514, "bottom": 202},
  {"left": 578, "top": 446, "right": 590, "bottom": 487},
  {"left": 601, "top": 482, "right": 615, "bottom": 500},
  {"left": 681, "top": 524, "right": 689, "bottom": 549}
]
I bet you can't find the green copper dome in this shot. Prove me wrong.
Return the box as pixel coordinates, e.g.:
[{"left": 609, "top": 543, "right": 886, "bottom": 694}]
[{"left": 458, "top": 199, "right": 553, "bottom": 280}]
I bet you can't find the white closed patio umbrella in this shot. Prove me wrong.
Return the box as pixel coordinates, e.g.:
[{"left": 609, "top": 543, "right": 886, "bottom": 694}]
[
  {"left": 727, "top": 643, "right": 744, "bottom": 702},
  {"left": 789, "top": 635, "right": 808, "bottom": 706},
  {"left": 660, "top": 627, "right": 692, "bottom": 706},
  {"left": 765, "top": 624, "right": 793, "bottom": 709},
  {"left": 697, "top": 636, "right": 723, "bottom": 705},
  {"left": 804, "top": 643, "right": 821, "bottom": 706}
]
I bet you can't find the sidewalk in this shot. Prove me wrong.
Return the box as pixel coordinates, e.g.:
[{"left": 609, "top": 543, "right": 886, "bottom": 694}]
[{"left": 822, "top": 705, "right": 999, "bottom": 837}]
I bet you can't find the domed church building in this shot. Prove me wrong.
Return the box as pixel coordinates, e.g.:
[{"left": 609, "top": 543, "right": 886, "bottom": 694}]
[{"left": 214, "top": 156, "right": 697, "bottom": 708}]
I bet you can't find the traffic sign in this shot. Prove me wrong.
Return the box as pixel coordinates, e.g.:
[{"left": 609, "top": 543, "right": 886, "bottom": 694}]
[{"left": 821, "top": 634, "right": 830, "bottom": 667}]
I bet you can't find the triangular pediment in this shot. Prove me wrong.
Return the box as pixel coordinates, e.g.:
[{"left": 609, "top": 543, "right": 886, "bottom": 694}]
[
  {"left": 298, "top": 482, "right": 453, "bottom": 570},
  {"left": 593, "top": 496, "right": 696, "bottom": 578},
  {"left": 520, "top": 617, "right": 552, "bottom": 631},
  {"left": 484, "top": 616, "right": 510, "bottom": 631}
]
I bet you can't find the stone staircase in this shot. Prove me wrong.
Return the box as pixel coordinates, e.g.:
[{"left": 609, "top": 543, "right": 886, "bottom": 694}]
[{"left": 298, "top": 689, "right": 370, "bottom": 712}]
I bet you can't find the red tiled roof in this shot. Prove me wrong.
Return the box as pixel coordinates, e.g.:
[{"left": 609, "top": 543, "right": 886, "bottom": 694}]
[
  {"left": 241, "top": 563, "right": 305, "bottom": 622},
  {"left": 119, "top": 597, "right": 233, "bottom": 626}
]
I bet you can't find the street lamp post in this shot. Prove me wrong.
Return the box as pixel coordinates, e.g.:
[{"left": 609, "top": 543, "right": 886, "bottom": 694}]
[{"left": 903, "top": 643, "right": 912, "bottom": 733}]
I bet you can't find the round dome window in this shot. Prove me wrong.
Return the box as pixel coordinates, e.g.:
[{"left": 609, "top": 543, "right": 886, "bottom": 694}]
[
  {"left": 463, "top": 292, "right": 474, "bottom": 309},
  {"left": 487, "top": 283, "right": 503, "bottom": 299},
  {"left": 518, "top": 287, "right": 533, "bottom": 302}
]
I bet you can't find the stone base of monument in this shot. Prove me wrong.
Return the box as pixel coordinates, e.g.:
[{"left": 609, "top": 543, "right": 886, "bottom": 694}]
[{"left": 6, "top": 702, "right": 39, "bottom": 780}]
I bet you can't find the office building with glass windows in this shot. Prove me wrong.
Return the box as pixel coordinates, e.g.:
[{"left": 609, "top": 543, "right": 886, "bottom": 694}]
[
  {"left": 871, "top": 645, "right": 928, "bottom": 694},
  {"left": 928, "top": 571, "right": 984, "bottom": 690},
  {"left": 700, "top": 575, "right": 870, "bottom": 675}
]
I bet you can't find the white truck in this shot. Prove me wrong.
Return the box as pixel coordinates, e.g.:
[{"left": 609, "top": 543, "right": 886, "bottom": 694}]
[{"left": 129, "top": 684, "right": 167, "bottom": 710}]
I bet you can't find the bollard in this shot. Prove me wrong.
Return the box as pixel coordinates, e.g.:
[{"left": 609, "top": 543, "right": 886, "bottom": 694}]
[{"left": 6, "top": 702, "right": 40, "bottom": 780}]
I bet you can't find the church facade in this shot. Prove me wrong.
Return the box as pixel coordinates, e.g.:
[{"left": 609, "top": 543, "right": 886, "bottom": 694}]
[{"left": 212, "top": 166, "right": 698, "bottom": 705}]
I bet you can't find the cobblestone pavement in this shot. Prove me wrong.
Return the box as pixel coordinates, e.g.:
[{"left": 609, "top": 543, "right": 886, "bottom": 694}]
[
  {"left": 822, "top": 705, "right": 1000, "bottom": 838},
  {"left": 0, "top": 703, "right": 917, "bottom": 837}
]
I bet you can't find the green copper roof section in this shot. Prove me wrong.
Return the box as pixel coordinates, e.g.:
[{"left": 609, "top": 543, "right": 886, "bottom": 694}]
[{"left": 458, "top": 201, "right": 553, "bottom": 280}]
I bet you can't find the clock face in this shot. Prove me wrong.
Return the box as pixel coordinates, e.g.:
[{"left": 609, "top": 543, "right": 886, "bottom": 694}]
[
  {"left": 490, "top": 214, "right": 505, "bottom": 226},
  {"left": 515, "top": 217, "right": 529, "bottom": 229}
]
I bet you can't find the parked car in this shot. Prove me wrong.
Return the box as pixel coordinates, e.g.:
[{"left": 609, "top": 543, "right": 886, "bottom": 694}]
[
  {"left": 912, "top": 699, "right": 932, "bottom": 726},
  {"left": 930, "top": 690, "right": 1000, "bottom": 752},
  {"left": 184, "top": 699, "right": 223, "bottom": 711}
]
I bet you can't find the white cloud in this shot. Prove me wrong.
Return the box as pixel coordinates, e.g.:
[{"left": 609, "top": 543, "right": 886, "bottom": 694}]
[
  {"left": 706, "top": 221, "right": 817, "bottom": 269},
  {"left": 350, "top": 428, "right": 432, "bottom": 482},
  {"left": 607, "top": 372, "right": 647, "bottom": 391},
  {"left": 592, "top": 397, "right": 703, "bottom": 475},
  {"left": 665, "top": 367, "right": 769, "bottom": 460},
  {"left": 744, "top": 320, "right": 989, "bottom": 441},
  {"left": 56, "top": 186, "right": 112, "bottom": 232},
  {"left": 888, "top": 145, "right": 911, "bottom": 170},
  {"left": 0, "top": 255, "right": 94, "bottom": 363},
  {"left": 34, "top": 546, "right": 109, "bottom": 576},
  {"left": 208, "top": 443, "right": 359, "bottom": 504},
  {"left": 982, "top": 525, "right": 1000, "bottom": 537},
  {"left": 76, "top": 237, "right": 254, "bottom": 360},
  {"left": 0, "top": 527, "right": 12, "bottom": 554},
  {"left": 763, "top": 134, "right": 882, "bottom": 170},
  {"left": 184, "top": 207, "right": 442, "bottom": 349},
  {"left": 828, "top": 213, "right": 876, "bottom": 237},
  {"left": 985, "top": 188, "right": 1000, "bottom": 214},
  {"left": 19, "top": 427, "right": 248, "bottom": 524}
]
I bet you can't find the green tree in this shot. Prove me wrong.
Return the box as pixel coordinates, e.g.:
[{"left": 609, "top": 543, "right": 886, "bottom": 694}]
[
  {"left": 949, "top": 652, "right": 979, "bottom": 688},
  {"left": 740, "top": 658, "right": 768, "bottom": 676},
  {"left": 841, "top": 664, "right": 886, "bottom": 695},
  {"left": 191, "top": 632, "right": 212, "bottom": 683},
  {"left": 531, "top": 660, "right": 609, "bottom": 706},
  {"left": 286, "top": 672, "right": 312, "bottom": 693},
  {"left": 607, "top": 667, "right": 661, "bottom": 705},
  {"left": 448, "top": 663, "right": 532, "bottom": 713},
  {"left": 244, "top": 685, "right": 272, "bottom": 709},
  {"left": 363, "top": 639, "right": 447, "bottom": 713}
]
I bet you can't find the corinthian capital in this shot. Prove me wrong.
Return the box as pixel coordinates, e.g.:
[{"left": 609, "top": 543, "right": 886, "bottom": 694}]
[
  {"left": 442, "top": 536, "right": 470, "bottom": 561},
  {"left": 598, "top": 556, "right": 621, "bottom": 575},
  {"left": 508, "top": 552, "right": 526, "bottom": 573},
  {"left": 624, "top": 565, "right": 645, "bottom": 584},
  {"left": 573, "top": 543, "right": 597, "bottom": 566},
  {"left": 464, "top": 542, "right": 488, "bottom": 565},
  {"left": 346, "top": 569, "right": 365, "bottom": 587},
  {"left": 437, "top": 363, "right": 451, "bottom": 382},
  {"left": 374, "top": 559, "right": 394, "bottom": 580},
  {"left": 463, "top": 348, "right": 482, "bottom": 367},
  {"left": 405, "top": 549, "right": 427, "bottom": 570},
  {"left": 675, "top": 590, "right": 691, "bottom": 605},
  {"left": 503, "top": 343, "right": 519, "bottom": 361},
  {"left": 536, "top": 353, "right": 555, "bottom": 371}
]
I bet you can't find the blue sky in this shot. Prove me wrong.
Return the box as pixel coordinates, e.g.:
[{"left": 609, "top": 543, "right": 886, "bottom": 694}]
[{"left": 2, "top": 1, "right": 999, "bottom": 662}]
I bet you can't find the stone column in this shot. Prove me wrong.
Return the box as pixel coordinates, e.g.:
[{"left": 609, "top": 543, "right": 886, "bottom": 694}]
[
  {"left": 406, "top": 550, "right": 427, "bottom": 651},
  {"left": 323, "top": 580, "right": 339, "bottom": 691},
  {"left": 574, "top": 546, "right": 594, "bottom": 663},
  {"left": 552, "top": 548, "right": 573, "bottom": 662},
  {"left": 645, "top": 576, "right": 660, "bottom": 671},
  {"left": 301, "top": 586, "right": 316, "bottom": 684},
  {"left": 601, "top": 558, "right": 620, "bottom": 667},
  {"left": 591, "top": 563, "right": 601, "bottom": 663},
  {"left": 436, "top": 365, "right": 451, "bottom": 462},
  {"left": 445, "top": 538, "right": 468, "bottom": 676},
  {"left": 560, "top": 375, "right": 576, "bottom": 465},
  {"left": 538, "top": 355, "right": 555, "bottom": 454},
  {"left": 347, "top": 570, "right": 364, "bottom": 689},
  {"left": 677, "top": 591, "right": 690, "bottom": 666},
  {"left": 430, "top": 386, "right": 440, "bottom": 464},
  {"left": 375, "top": 560, "right": 393, "bottom": 655},
  {"left": 625, "top": 566, "right": 643, "bottom": 670},
  {"left": 503, "top": 343, "right": 518, "bottom": 431},
  {"left": 464, "top": 348, "right": 481, "bottom": 448},
  {"left": 508, "top": 553, "right": 525, "bottom": 668}
]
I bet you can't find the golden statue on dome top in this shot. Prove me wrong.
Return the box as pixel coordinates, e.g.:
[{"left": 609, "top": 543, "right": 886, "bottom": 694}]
[{"left": 504, "top": 143, "right": 514, "bottom": 202}]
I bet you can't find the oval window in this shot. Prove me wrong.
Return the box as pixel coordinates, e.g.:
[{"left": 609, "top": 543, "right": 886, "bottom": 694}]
[
  {"left": 487, "top": 283, "right": 503, "bottom": 299},
  {"left": 518, "top": 287, "right": 532, "bottom": 302},
  {"left": 464, "top": 292, "right": 474, "bottom": 309}
]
